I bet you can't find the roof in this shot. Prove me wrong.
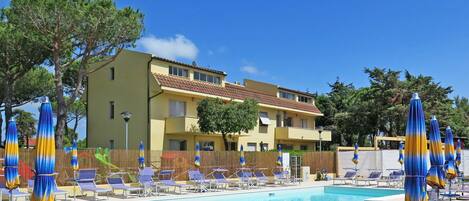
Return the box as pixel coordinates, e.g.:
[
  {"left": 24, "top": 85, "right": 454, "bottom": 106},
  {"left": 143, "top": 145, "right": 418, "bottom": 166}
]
[
  {"left": 152, "top": 57, "right": 227, "bottom": 76},
  {"left": 154, "top": 74, "right": 322, "bottom": 114},
  {"left": 278, "top": 87, "right": 315, "bottom": 97}
]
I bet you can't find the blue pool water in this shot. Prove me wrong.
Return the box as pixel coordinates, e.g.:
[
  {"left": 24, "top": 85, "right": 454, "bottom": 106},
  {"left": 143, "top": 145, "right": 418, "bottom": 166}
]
[{"left": 168, "top": 187, "right": 404, "bottom": 201}]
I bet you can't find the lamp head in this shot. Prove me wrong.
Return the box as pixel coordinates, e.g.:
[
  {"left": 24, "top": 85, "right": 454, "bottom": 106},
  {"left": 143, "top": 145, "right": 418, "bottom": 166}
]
[{"left": 121, "top": 111, "right": 132, "bottom": 122}]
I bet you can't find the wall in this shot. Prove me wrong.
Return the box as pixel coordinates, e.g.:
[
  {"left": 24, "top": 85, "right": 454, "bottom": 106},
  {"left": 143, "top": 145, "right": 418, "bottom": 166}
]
[{"left": 88, "top": 50, "right": 151, "bottom": 149}]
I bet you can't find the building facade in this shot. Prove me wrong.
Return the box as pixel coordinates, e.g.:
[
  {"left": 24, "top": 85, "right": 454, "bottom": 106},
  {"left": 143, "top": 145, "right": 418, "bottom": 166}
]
[{"left": 87, "top": 50, "right": 331, "bottom": 151}]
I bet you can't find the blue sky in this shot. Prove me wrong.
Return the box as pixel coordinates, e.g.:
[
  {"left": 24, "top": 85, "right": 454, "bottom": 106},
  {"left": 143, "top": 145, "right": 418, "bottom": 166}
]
[{"left": 3, "top": 1, "right": 469, "bottom": 139}]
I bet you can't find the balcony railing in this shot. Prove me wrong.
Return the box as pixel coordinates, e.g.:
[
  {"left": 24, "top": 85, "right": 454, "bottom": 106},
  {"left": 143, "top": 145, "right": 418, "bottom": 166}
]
[
  {"left": 275, "top": 127, "right": 332, "bottom": 141},
  {"left": 165, "top": 116, "right": 200, "bottom": 134}
]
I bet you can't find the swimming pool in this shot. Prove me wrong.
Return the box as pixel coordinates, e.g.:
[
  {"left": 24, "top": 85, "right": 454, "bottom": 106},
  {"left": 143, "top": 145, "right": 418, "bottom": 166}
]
[{"left": 165, "top": 186, "right": 404, "bottom": 201}]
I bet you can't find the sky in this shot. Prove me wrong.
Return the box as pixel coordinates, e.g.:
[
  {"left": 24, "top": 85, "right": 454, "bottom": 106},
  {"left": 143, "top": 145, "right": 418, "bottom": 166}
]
[{"left": 2, "top": 0, "right": 469, "bottom": 139}]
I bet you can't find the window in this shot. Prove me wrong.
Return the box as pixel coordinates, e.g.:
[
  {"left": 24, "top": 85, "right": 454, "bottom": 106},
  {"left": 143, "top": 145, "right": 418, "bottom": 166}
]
[
  {"left": 279, "top": 91, "right": 295, "bottom": 100},
  {"left": 110, "top": 67, "right": 115, "bottom": 80},
  {"left": 228, "top": 142, "right": 237, "bottom": 151},
  {"left": 278, "top": 144, "right": 293, "bottom": 150},
  {"left": 200, "top": 141, "right": 215, "bottom": 151},
  {"left": 300, "top": 145, "right": 308, "bottom": 151},
  {"left": 246, "top": 143, "right": 257, "bottom": 151},
  {"left": 109, "top": 101, "right": 115, "bottom": 119},
  {"left": 260, "top": 143, "right": 268, "bottom": 151},
  {"left": 276, "top": 114, "right": 282, "bottom": 127},
  {"left": 169, "top": 100, "right": 186, "bottom": 117},
  {"left": 169, "top": 66, "right": 188, "bottom": 77},
  {"left": 169, "top": 140, "right": 187, "bottom": 150},
  {"left": 298, "top": 96, "right": 312, "bottom": 103},
  {"left": 285, "top": 117, "right": 293, "bottom": 127},
  {"left": 193, "top": 71, "right": 221, "bottom": 84},
  {"left": 259, "top": 112, "right": 271, "bottom": 125},
  {"left": 109, "top": 140, "right": 115, "bottom": 149},
  {"left": 301, "top": 119, "right": 308, "bottom": 128}
]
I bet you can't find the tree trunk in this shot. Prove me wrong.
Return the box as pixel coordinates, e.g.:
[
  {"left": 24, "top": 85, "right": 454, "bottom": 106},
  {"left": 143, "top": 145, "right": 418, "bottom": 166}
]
[
  {"left": 53, "top": 50, "right": 66, "bottom": 149},
  {"left": 0, "top": 111, "right": 3, "bottom": 147},
  {"left": 26, "top": 135, "right": 29, "bottom": 149},
  {"left": 222, "top": 133, "right": 229, "bottom": 151},
  {"left": 73, "top": 115, "right": 79, "bottom": 134},
  {"left": 3, "top": 80, "right": 13, "bottom": 139}
]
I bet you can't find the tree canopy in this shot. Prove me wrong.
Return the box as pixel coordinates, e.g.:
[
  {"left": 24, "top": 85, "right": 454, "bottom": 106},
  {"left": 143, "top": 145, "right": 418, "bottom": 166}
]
[
  {"left": 315, "top": 67, "right": 466, "bottom": 148},
  {"left": 197, "top": 98, "right": 259, "bottom": 150}
]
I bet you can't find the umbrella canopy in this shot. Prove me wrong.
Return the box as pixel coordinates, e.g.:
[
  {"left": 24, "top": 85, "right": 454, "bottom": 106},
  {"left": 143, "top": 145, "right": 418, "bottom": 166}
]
[
  {"left": 276, "top": 145, "right": 282, "bottom": 166},
  {"left": 4, "top": 119, "right": 20, "bottom": 190},
  {"left": 398, "top": 142, "right": 404, "bottom": 166},
  {"left": 138, "top": 141, "right": 145, "bottom": 169},
  {"left": 404, "top": 93, "right": 428, "bottom": 201},
  {"left": 32, "top": 97, "right": 56, "bottom": 201},
  {"left": 426, "top": 116, "right": 445, "bottom": 189},
  {"left": 456, "top": 139, "right": 462, "bottom": 170},
  {"left": 240, "top": 145, "right": 246, "bottom": 167},
  {"left": 194, "top": 142, "right": 201, "bottom": 168},
  {"left": 352, "top": 143, "right": 359, "bottom": 166},
  {"left": 445, "top": 127, "right": 457, "bottom": 180},
  {"left": 71, "top": 140, "right": 79, "bottom": 172}
]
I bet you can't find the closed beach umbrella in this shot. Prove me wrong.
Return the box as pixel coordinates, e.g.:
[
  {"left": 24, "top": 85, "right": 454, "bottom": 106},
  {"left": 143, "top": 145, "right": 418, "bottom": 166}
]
[
  {"left": 445, "top": 127, "right": 457, "bottom": 180},
  {"left": 4, "top": 119, "right": 20, "bottom": 192},
  {"left": 71, "top": 140, "right": 79, "bottom": 172},
  {"left": 352, "top": 143, "right": 359, "bottom": 171},
  {"left": 398, "top": 142, "right": 404, "bottom": 168},
  {"left": 194, "top": 142, "right": 201, "bottom": 168},
  {"left": 32, "top": 97, "right": 56, "bottom": 201},
  {"left": 404, "top": 93, "right": 428, "bottom": 201},
  {"left": 276, "top": 145, "right": 282, "bottom": 166},
  {"left": 426, "top": 116, "right": 445, "bottom": 189},
  {"left": 138, "top": 141, "right": 145, "bottom": 169},
  {"left": 240, "top": 145, "right": 246, "bottom": 167},
  {"left": 456, "top": 139, "right": 462, "bottom": 171}
]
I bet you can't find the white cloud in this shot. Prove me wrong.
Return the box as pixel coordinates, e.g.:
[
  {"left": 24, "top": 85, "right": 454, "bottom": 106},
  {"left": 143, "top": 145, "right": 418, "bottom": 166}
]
[
  {"left": 138, "top": 34, "right": 198, "bottom": 60},
  {"left": 240, "top": 65, "right": 260, "bottom": 74}
]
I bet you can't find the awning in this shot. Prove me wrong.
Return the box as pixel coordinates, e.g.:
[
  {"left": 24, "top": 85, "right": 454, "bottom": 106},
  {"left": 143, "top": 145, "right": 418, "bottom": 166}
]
[{"left": 259, "top": 112, "right": 271, "bottom": 125}]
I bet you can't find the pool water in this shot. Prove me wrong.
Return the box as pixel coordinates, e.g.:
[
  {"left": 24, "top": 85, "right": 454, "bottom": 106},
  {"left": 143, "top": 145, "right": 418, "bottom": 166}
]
[{"left": 173, "top": 187, "right": 404, "bottom": 201}]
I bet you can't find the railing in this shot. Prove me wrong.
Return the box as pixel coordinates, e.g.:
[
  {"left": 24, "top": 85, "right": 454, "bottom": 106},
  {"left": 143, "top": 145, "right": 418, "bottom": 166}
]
[
  {"left": 0, "top": 149, "right": 336, "bottom": 186},
  {"left": 275, "top": 127, "right": 332, "bottom": 141}
]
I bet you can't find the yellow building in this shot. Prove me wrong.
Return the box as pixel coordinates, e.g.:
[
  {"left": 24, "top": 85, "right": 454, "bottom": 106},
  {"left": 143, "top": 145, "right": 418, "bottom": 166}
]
[{"left": 87, "top": 49, "right": 331, "bottom": 151}]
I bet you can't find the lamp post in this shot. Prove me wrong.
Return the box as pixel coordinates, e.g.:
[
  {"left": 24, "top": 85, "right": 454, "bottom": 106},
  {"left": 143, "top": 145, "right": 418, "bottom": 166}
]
[
  {"left": 318, "top": 126, "right": 324, "bottom": 173},
  {"left": 121, "top": 111, "right": 132, "bottom": 150}
]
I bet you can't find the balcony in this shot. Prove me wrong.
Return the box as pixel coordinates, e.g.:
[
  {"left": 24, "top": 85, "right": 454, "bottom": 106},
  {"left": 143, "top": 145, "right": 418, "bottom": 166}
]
[
  {"left": 165, "top": 116, "right": 200, "bottom": 134},
  {"left": 275, "top": 127, "right": 332, "bottom": 141}
]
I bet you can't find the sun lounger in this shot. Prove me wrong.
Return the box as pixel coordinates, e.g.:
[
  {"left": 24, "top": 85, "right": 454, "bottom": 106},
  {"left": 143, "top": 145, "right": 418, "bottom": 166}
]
[
  {"left": 377, "top": 170, "right": 404, "bottom": 188},
  {"left": 138, "top": 167, "right": 165, "bottom": 196},
  {"left": 76, "top": 169, "right": 111, "bottom": 200},
  {"left": 159, "top": 169, "right": 189, "bottom": 194},
  {"left": 356, "top": 171, "right": 382, "bottom": 186},
  {"left": 1, "top": 188, "right": 30, "bottom": 201},
  {"left": 272, "top": 168, "right": 290, "bottom": 185},
  {"left": 333, "top": 171, "right": 357, "bottom": 185},
  {"left": 253, "top": 170, "right": 269, "bottom": 186},
  {"left": 211, "top": 169, "right": 234, "bottom": 190},
  {"left": 188, "top": 170, "right": 212, "bottom": 192},
  {"left": 107, "top": 177, "right": 143, "bottom": 198},
  {"left": 237, "top": 170, "right": 257, "bottom": 189},
  {"left": 28, "top": 179, "right": 69, "bottom": 200}
]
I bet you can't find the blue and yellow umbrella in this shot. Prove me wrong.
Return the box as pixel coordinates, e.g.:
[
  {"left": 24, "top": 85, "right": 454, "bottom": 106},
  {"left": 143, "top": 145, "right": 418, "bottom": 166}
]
[
  {"left": 276, "top": 145, "right": 282, "bottom": 166},
  {"left": 71, "top": 140, "right": 79, "bottom": 172},
  {"left": 456, "top": 139, "right": 462, "bottom": 172},
  {"left": 352, "top": 143, "right": 359, "bottom": 171},
  {"left": 240, "top": 145, "right": 246, "bottom": 167},
  {"left": 398, "top": 142, "right": 404, "bottom": 167},
  {"left": 445, "top": 127, "right": 457, "bottom": 180},
  {"left": 4, "top": 119, "right": 20, "bottom": 191},
  {"left": 138, "top": 141, "right": 145, "bottom": 169},
  {"left": 404, "top": 93, "right": 428, "bottom": 201},
  {"left": 194, "top": 142, "right": 201, "bottom": 168},
  {"left": 426, "top": 116, "right": 445, "bottom": 189},
  {"left": 32, "top": 97, "right": 56, "bottom": 201}
]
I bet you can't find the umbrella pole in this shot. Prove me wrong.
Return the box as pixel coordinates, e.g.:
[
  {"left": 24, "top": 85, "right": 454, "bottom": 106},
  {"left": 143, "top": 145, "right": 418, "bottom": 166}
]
[
  {"left": 9, "top": 189, "right": 12, "bottom": 201},
  {"left": 449, "top": 180, "right": 452, "bottom": 201}
]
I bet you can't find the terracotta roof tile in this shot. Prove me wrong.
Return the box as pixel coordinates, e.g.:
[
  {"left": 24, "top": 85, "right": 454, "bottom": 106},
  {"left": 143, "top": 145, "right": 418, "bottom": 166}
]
[{"left": 154, "top": 74, "right": 322, "bottom": 114}]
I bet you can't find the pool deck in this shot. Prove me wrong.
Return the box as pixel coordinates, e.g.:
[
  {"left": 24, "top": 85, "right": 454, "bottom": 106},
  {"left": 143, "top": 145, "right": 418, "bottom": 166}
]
[{"left": 66, "top": 181, "right": 404, "bottom": 201}]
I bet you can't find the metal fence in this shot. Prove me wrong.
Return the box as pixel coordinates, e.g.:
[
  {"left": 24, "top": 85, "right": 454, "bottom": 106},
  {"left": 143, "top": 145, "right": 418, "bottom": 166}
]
[{"left": 0, "top": 149, "right": 336, "bottom": 186}]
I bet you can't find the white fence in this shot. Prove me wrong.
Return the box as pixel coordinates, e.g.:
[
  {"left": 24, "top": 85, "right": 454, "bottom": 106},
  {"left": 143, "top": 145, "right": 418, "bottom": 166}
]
[{"left": 337, "top": 150, "right": 468, "bottom": 177}]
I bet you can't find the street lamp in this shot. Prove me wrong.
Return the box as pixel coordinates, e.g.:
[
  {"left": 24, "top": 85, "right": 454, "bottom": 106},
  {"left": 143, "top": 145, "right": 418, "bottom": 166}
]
[
  {"left": 121, "top": 111, "right": 132, "bottom": 150},
  {"left": 318, "top": 126, "right": 324, "bottom": 174}
]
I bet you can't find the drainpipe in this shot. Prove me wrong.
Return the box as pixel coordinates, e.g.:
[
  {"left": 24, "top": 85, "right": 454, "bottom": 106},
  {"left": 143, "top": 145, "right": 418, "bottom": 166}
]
[{"left": 147, "top": 57, "right": 164, "bottom": 150}]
